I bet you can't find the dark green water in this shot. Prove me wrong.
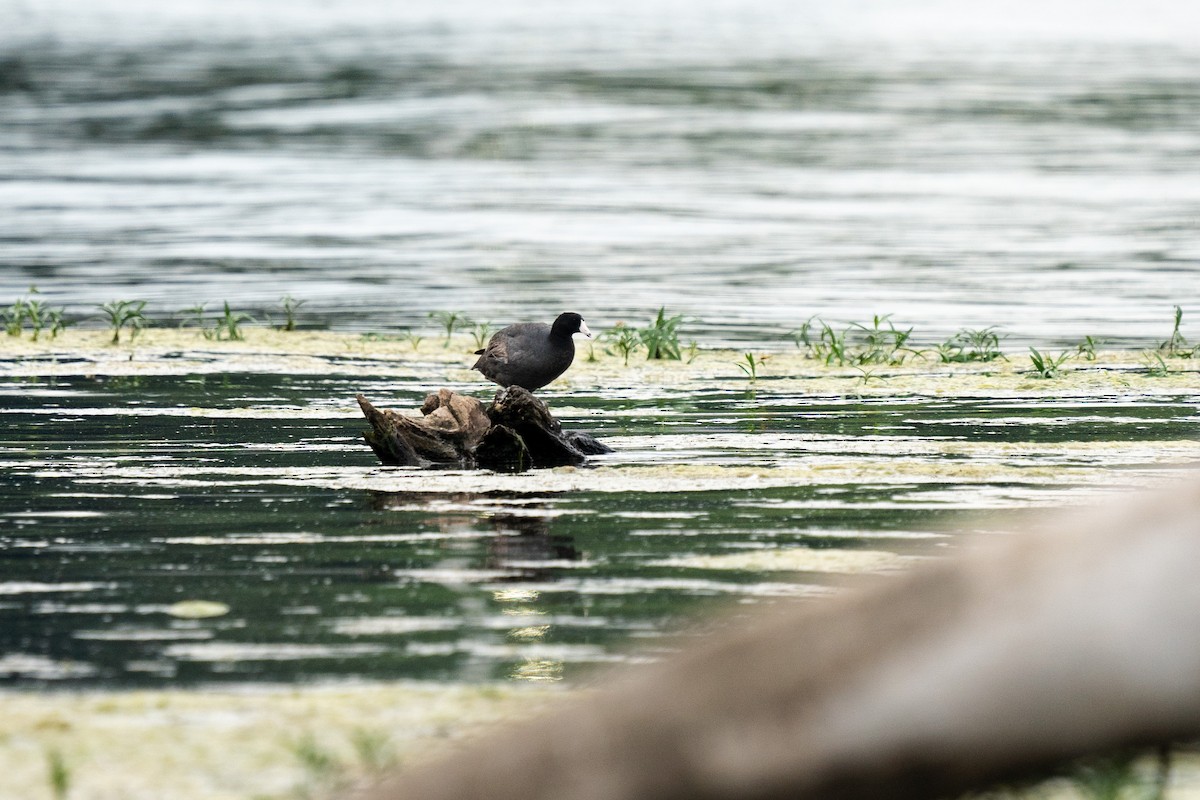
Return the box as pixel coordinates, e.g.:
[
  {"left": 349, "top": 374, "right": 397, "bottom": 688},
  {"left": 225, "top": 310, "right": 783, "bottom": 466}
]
[
  {"left": 2, "top": 0, "right": 1198, "bottom": 696},
  {"left": 2, "top": 367, "right": 1196, "bottom": 686}
]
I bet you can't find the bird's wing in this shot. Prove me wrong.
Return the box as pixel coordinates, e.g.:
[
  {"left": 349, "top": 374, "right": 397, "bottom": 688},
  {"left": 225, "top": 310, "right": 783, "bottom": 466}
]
[{"left": 482, "top": 331, "right": 511, "bottom": 364}]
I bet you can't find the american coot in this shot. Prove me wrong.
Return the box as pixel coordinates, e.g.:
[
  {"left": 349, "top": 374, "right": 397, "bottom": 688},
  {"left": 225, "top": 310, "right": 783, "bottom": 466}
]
[{"left": 472, "top": 312, "right": 592, "bottom": 391}]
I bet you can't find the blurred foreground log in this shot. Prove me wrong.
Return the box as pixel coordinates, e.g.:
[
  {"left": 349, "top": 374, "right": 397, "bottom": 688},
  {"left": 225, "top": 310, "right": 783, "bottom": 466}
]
[
  {"left": 357, "top": 387, "right": 610, "bottom": 472},
  {"left": 347, "top": 475, "right": 1200, "bottom": 800}
]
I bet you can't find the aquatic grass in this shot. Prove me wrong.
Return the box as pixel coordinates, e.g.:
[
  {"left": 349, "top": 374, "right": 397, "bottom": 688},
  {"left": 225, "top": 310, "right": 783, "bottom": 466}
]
[
  {"left": 937, "top": 327, "right": 1006, "bottom": 363},
  {"left": 794, "top": 318, "right": 1004, "bottom": 366},
  {"left": 735, "top": 352, "right": 767, "bottom": 381},
  {"left": 1157, "top": 305, "right": 1194, "bottom": 358},
  {"left": 360, "top": 330, "right": 426, "bottom": 350},
  {"left": 23, "top": 296, "right": 48, "bottom": 340},
  {"left": 214, "top": 301, "right": 253, "bottom": 341},
  {"left": 978, "top": 747, "right": 1173, "bottom": 800},
  {"left": 279, "top": 295, "right": 305, "bottom": 332},
  {"left": 289, "top": 733, "right": 339, "bottom": 776},
  {"left": 429, "top": 311, "right": 472, "bottom": 347},
  {"left": 350, "top": 728, "right": 398, "bottom": 774},
  {"left": 847, "top": 314, "right": 918, "bottom": 365},
  {"left": 98, "top": 299, "right": 147, "bottom": 345},
  {"left": 854, "top": 366, "right": 884, "bottom": 385},
  {"left": 47, "top": 308, "right": 70, "bottom": 339},
  {"left": 1076, "top": 335, "right": 1102, "bottom": 361},
  {"left": 789, "top": 317, "right": 844, "bottom": 364},
  {"left": 639, "top": 306, "right": 684, "bottom": 360},
  {"left": 398, "top": 330, "right": 424, "bottom": 351},
  {"left": 4, "top": 287, "right": 69, "bottom": 340},
  {"left": 469, "top": 322, "right": 494, "bottom": 351},
  {"left": 1065, "top": 749, "right": 1171, "bottom": 800},
  {"left": 797, "top": 315, "right": 917, "bottom": 367},
  {"left": 602, "top": 322, "right": 641, "bottom": 365},
  {"left": 287, "top": 732, "right": 347, "bottom": 799},
  {"left": 3, "top": 297, "right": 27, "bottom": 336},
  {"left": 285, "top": 728, "right": 398, "bottom": 799},
  {"left": 788, "top": 316, "right": 819, "bottom": 351},
  {"left": 1028, "top": 347, "right": 1072, "bottom": 379},
  {"left": 817, "top": 320, "right": 848, "bottom": 365},
  {"left": 46, "top": 747, "right": 70, "bottom": 800},
  {"left": 1140, "top": 351, "right": 1170, "bottom": 377},
  {"left": 180, "top": 303, "right": 212, "bottom": 338},
  {"left": 179, "top": 301, "right": 252, "bottom": 340}
]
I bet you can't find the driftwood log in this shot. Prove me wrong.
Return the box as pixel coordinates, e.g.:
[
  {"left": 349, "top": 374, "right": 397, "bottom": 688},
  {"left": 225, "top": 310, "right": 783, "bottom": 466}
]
[
  {"left": 348, "top": 475, "right": 1200, "bottom": 800},
  {"left": 357, "top": 386, "right": 610, "bottom": 472}
]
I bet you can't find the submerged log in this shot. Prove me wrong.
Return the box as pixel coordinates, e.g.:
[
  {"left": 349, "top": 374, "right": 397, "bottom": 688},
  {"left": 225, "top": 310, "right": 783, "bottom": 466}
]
[
  {"left": 346, "top": 475, "right": 1200, "bottom": 800},
  {"left": 357, "top": 386, "right": 611, "bottom": 472}
]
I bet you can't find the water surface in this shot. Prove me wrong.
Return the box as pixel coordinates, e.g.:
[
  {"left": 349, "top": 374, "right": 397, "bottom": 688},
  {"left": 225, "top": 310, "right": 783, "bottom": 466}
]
[
  {"left": 1, "top": 0, "right": 1199, "bottom": 346},
  {"left": 2, "top": 0, "right": 1199, "bottom": 688},
  {"left": 2, "top": 349, "right": 1196, "bottom": 686}
]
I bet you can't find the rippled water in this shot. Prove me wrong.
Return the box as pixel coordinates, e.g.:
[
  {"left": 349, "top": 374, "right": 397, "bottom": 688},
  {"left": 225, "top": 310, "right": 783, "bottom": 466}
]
[
  {"left": 1, "top": 351, "right": 1197, "bottom": 686},
  {"left": 2, "top": 0, "right": 1199, "bottom": 346},
  {"left": 1, "top": 1, "right": 1199, "bottom": 687}
]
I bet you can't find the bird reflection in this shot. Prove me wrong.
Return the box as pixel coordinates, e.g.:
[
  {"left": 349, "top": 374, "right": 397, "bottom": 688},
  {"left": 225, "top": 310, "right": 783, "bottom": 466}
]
[{"left": 368, "top": 491, "right": 579, "bottom": 582}]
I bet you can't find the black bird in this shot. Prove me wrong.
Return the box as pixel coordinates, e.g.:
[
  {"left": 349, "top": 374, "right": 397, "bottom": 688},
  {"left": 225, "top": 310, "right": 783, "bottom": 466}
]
[{"left": 472, "top": 312, "right": 592, "bottom": 391}]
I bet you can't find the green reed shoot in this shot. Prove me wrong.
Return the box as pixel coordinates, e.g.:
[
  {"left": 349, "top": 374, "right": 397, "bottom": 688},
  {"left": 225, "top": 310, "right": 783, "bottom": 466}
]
[
  {"left": 794, "top": 315, "right": 915, "bottom": 367},
  {"left": 98, "top": 299, "right": 147, "bottom": 344},
  {"left": 469, "top": 322, "right": 493, "bottom": 351},
  {"left": 279, "top": 295, "right": 305, "bottom": 331},
  {"left": 1065, "top": 749, "right": 1170, "bottom": 800},
  {"left": 1076, "top": 335, "right": 1102, "bottom": 361},
  {"left": 214, "top": 301, "right": 253, "bottom": 341},
  {"left": 736, "top": 352, "right": 766, "bottom": 381},
  {"left": 817, "top": 320, "right": 848, "bottom": 365},
  {"left": 639, "top": 306, "right": 684, "bottom": 360},
  {"left": 3, "top": 298, "right": 26, "bottom": 336},
  {"left": 48, "top": 308, "right": 69, "bottom": 338},
  {"left": 4, "top": 287, "right": 69, "bottom": 340},
  {"left": 1141, "top": 351, "right": 1170, "bottom": 377},
  {"left": 1158, "top": 305, "right": 1193, "bottom": 358},
  {"left": 603, "top": 322, "right": 641, "bottom": 365},
  {"left": 180, "top": 302, "right": 251, "bottom": 340},
  {"left": 1029, "top": 347, "right": 1072, "bottom": 379},
  {"left": 937, "top": 327, "right": 1005, "bottom": 363},
  {"left": 180, "top": 303, "right": 211, "bottom": 338},
  {"left": 788, "top": 316, "right": 818, "bottom": 351},
  {"left": 24, "top": 298, "right": 69, "bottom": 341},
  {"left": 854, "top": 366, "right": 883, "bottom": 385},
  {"left": 398, "top": 330, "right": 424, "bottom": 351},
  {"left": 350, "top": 727, "right": 398, "bottom": 774},
  {"left": 46, "top": 747, "right": 71, "bottom": 800},
  {"left": 429, "top": 311, "right": 472, "bottom": 347},
  {"left": 23, "top": 297, "right": 48, "bottom": 340},
  {"left": 847, "top": 314, "right": 917, "bottom": 365},
  {"left": 287, "top": 731, "right": 347, "bottom": 798}
]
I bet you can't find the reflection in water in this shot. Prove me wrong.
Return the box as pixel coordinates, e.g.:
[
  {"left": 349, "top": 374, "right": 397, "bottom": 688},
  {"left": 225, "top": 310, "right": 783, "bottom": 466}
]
[
  {"left": 3, "top": 0, "right": 1200, "bottom": 691},
  {"left": 0, "top": 367, "right": 1194, "bottom": 687},
  {"left": 371, "top": 491, "right": 580, "bottom": 682},
  {"left": 369, "top": 490, "right": 581, "bottom": 579}
]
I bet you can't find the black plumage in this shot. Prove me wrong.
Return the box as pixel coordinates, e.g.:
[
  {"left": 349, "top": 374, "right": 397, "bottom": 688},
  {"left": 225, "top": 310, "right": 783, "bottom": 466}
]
[{"left": 472, "top": 312, "right": 591, "bottom": 391}]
